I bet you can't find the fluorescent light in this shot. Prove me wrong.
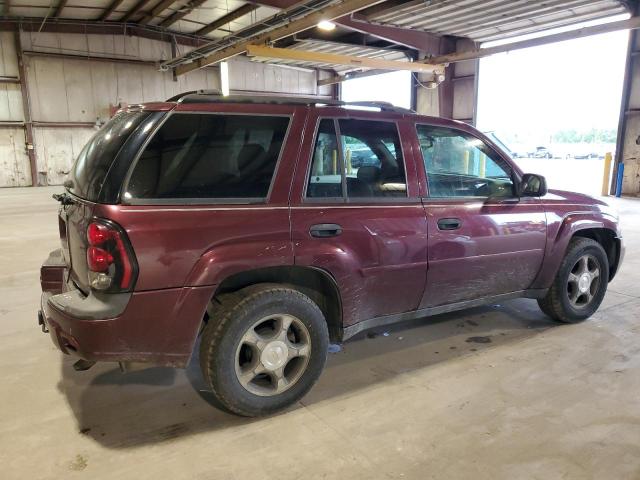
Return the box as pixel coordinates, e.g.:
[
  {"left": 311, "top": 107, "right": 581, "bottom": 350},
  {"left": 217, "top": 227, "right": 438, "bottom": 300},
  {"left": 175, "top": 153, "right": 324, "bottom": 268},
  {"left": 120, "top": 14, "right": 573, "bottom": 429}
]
[
  {"left": 317, "top": 20, "right": 336, "bottom": 31},
  {"left": 220, "top": 61, "right": 230, "bottom": 96}
]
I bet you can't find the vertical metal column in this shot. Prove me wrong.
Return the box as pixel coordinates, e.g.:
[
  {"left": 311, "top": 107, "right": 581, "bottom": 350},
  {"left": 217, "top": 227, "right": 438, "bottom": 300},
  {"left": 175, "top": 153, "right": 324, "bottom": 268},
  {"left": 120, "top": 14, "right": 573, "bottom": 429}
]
[
  {"left": 612, "top": 2, "right": 640, "bottom": 195},
  {"left": 14, "top": 30, "right": 39, "bottom": 186}
]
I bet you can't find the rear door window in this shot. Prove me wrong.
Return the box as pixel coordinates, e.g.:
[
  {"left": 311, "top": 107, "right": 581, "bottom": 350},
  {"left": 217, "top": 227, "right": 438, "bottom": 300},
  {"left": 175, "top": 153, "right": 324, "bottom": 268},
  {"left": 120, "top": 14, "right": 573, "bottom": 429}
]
[
  {"left": 69, "top": 110, "right": 151, "bottom": 200},
  {"left": 340, "top": 119, "right": 407, "bottom": 198},
  {"left": 306, "top": 119, "right": 342, "bottom": 199},
  {"left": 125, "top": 113, "right": 290, "bottom": 201},
  {"left": 305, "top": 118, "right": 407, "bottom": 200}
]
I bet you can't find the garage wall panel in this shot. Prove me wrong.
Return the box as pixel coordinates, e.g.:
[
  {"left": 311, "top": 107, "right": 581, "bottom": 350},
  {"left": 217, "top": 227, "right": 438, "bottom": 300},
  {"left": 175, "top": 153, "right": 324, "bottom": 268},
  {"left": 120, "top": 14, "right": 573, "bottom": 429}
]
[
  {"left": 65, "top": 62, "right": 96, "bottom": 122},
  {"left": 29, "top": 56, "right": 69, "bottom": 122},
  {"left": 0, "top": 32, "right": 23, "bottom": 122},
  {"left": 33, "top": 127, "right": 95, "bottom": 185},
  {"left": 3, "top": 32, "right": 322, "bottom": 187},
  {"left": 0, "top": 128, "right": 31, "bottom": 187},
  {"left": 0, "top": 32, "right": 18, "bottom": 77},
  {"left": 0, "top": 84, "right": 23, "bottom": 122}
]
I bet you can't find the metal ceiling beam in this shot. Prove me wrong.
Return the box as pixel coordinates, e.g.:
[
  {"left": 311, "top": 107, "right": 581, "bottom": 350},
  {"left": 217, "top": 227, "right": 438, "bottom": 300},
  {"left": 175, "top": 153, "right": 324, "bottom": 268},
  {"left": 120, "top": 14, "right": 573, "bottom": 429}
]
[
  {"left": 425, "top": 15, "right": 640, "bottom": 65},
  {"left": 236, "top": 0, "right": 443, "bottom": 52},
  {"left": 249, "top": 0, "right": 297, "bottom": 8},
  {"left": 159, "top": 0, "right": 207, "bottom": 27},
  {"left": 53, "top": 0, "right": 67, "bottom": 18},
  {"left": 0, "top": 18, "right": 209, "bottom": 48},
  {"left": 247, "top": 43, "right": 444, "bottom": 72},
  {"left": 99, "top": 0, "right": 125, "bottom": 20},
  {"left": 120, "top": 0, "right": 152, "bottom": 22},
  {"left": 337, "top": 14, "right": 441, "bottom": 51},
  {"left": 195, "top": 4, "right": 259, "bottom": 36},
  {"left": 175, "top": 0, "right": 390, "bottom": 76},
  {"left": 139, "top": 0, "right": 178, "bottom": 25}
]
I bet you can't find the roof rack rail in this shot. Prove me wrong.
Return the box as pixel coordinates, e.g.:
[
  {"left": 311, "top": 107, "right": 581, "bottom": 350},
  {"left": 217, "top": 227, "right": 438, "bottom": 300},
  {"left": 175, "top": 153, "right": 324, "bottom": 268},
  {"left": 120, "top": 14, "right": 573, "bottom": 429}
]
[{"left": 165, "top": 91, "right": 414, "bottom": 113}]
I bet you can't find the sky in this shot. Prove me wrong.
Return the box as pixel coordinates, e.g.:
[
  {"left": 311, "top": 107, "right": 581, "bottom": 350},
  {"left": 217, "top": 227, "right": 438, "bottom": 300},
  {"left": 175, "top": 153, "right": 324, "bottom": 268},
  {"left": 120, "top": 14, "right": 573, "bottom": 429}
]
[
  {"left": 476, "top": 17, "right": 629, "bottom": 143},
  {"left": 341, "top": 15, "right": 629, "bottom": 146},
  {"left": 341, "top": 70, "right": 412, "bottom": 109}
]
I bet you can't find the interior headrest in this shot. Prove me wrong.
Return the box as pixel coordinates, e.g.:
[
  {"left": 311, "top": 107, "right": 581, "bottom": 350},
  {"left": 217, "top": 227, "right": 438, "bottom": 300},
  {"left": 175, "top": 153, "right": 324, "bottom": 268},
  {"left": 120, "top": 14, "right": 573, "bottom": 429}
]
[
  {"left": 236, "top": 144, "right": 266, "bottom": 169},
  {"left": 357, "top": 166, "right": 380, "bottom": 183}
]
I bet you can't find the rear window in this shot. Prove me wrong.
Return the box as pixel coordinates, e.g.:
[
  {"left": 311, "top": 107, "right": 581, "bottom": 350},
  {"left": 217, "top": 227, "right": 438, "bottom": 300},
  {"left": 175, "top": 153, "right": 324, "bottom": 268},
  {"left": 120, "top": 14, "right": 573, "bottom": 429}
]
[
  {"left": 124, "top": 113, "right": 290, "bottom": 202},
  {"left": 68, "top": 111, "right": 151, "bottom": 200}
]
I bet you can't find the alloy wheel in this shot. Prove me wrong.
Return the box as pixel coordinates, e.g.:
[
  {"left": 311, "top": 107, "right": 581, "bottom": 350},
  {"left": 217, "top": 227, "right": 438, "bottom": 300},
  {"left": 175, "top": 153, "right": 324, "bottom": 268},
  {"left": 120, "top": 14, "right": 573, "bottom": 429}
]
[
  {"left": 567, "top": 254, "right": 601, "bottom": 309},
  {"left": 234, "top": 314, "right": 311, "bottom": 397}
]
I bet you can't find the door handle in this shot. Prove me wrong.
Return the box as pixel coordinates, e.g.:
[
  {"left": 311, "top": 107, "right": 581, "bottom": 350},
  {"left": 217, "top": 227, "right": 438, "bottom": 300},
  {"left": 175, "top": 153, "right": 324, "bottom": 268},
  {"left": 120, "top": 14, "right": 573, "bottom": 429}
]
[
  {"left": 310, "top": 223, "right": 343, "bottom": 238},
  {"left": 437, "top": 218, "right": 462, "bottom": 231}
]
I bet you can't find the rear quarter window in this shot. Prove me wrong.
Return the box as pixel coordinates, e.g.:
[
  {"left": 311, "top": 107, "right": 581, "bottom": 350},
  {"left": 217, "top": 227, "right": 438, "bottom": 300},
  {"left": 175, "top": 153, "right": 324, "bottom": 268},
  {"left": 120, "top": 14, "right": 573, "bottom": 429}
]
[
  {"left": 124, "top": 113, "right": 290, "bottom": 202},
  {"left": 69, "top": 111, "right": 151, "bottom": 200}
]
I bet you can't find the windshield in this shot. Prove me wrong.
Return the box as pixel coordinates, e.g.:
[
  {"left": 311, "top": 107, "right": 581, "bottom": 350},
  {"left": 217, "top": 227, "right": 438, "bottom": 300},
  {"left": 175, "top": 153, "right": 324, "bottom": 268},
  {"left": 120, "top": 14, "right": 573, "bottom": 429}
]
[
  {"left": 68, "top": 111, "right": 151, "bottom": 200},
  {"left": 483, "top": 131, "right": 513, "bottom": 157}
]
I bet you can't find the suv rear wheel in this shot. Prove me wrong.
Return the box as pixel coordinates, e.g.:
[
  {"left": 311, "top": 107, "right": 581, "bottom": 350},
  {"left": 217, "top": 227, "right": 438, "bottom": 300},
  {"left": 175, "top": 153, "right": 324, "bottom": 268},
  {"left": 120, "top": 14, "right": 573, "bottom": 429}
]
[
  {"left": 538, "top": 237, "right": 609, "bottom": 323},
  {"left": 199, "top": 284, "right": 329, "bottom": 417}
]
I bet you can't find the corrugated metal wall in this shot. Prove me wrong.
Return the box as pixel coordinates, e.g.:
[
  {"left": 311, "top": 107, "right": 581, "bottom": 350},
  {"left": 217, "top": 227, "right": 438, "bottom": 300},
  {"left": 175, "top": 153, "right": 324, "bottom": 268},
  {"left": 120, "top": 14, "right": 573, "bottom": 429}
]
[
  {"left": 0, "top": 31, "right": 324, "bottom": 187},
  {"left": 0, "top": 32, "right": 30, "bottom": 187}
]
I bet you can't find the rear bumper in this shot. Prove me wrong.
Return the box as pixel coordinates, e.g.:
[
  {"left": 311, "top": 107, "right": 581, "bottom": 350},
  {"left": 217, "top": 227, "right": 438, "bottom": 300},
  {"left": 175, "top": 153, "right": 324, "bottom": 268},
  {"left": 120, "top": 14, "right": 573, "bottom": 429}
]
[{"left": 39, "top": 249, "right": 215, "bottom": 368}]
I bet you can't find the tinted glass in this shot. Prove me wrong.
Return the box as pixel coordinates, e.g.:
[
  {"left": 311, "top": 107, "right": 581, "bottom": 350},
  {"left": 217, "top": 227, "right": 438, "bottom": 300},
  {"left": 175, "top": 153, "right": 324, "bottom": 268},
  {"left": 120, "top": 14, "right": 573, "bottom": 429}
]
[
  {"left": 417, "top": 125, "right": 514, "bottom": 198},
  {"left": 340, "top": 119, "right": 407, "bottom": 198},
  {"left": 68, "top": 111, "right": 151, "bottom": 200},
  {"left": 306, "top": 119, "right": 342, "bottom": 198},
  {"left": 126, "top": 113, "right": 289, "bottom": 200}
]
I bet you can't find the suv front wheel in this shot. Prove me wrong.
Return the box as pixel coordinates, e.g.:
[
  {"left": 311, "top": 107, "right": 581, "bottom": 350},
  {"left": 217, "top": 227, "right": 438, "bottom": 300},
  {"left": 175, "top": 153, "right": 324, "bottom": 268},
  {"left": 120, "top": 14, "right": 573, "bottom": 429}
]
[
  {"left": 538, "top": 237, "right": 609, "bottom": 323},
  {"left": 199, "top": 284, "right": 329, "bottom": 417}
]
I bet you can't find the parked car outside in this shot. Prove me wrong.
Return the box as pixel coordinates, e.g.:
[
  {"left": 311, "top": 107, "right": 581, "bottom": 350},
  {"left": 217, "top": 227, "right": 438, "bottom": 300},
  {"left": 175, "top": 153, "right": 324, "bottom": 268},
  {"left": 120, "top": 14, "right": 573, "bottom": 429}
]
[
  {"left": 40, "top": 94, "right": 624, "bottom": 417},
  {"left": 533, "top": 146, "right": 553, "bottom": 158}
]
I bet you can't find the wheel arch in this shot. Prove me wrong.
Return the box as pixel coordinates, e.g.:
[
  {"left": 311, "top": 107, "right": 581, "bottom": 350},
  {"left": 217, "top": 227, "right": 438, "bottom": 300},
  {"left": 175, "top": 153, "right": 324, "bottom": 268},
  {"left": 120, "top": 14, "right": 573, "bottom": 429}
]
[
  {"left": 532, "top": 212, "right": 622, "bottom": 289},
  {"left": 571, "top": 227, "right": 621, "bottom": 281},
  {"left": 209, "top": 266, "right": 344, "bottom": 343}
]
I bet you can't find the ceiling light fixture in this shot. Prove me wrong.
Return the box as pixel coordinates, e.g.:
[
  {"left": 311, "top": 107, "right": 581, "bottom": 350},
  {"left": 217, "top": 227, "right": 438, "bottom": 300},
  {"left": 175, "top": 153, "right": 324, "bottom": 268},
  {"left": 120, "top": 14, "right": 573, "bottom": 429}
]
[{"left": 317, "top": 20, "right": 336, "bottom": 31}]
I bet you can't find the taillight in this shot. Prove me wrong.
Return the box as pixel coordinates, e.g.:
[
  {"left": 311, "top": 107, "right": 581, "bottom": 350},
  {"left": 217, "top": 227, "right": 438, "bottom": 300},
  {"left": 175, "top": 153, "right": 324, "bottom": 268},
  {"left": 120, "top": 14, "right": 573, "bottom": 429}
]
[{"left": 86, "top": 219, "right": 137, "bottom": 292}]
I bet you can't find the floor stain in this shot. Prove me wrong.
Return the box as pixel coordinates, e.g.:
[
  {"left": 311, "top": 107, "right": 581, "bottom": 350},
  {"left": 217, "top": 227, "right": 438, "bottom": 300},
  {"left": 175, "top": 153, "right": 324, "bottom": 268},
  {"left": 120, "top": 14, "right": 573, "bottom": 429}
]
[
  {"left": 465, "top": 336, "right": 492, "bottom": 344},
  {"left": 69, "top": 454, "right": 88, "bottom": 471}
]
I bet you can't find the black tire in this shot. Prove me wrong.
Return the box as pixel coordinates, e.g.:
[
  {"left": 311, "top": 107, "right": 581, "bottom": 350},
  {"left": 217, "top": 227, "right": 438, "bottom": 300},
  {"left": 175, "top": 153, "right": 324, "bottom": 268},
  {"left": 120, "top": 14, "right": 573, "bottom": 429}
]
[
  {"left": 199, "top": 284, "right": 329, "bottom": 417},
  {"left": 538, "top": 237, "right": 609, "bottom": 323}
]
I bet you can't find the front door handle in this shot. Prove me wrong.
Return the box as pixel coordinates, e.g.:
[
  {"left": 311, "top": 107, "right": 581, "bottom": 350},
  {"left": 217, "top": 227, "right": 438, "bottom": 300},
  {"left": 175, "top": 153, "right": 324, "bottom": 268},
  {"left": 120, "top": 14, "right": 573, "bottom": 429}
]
[
  {"left": 437, "top": 218, "right": 462, "bottom": 231},
  {"left": 310, "top": 223, "right": 343, "bottom": 238}
]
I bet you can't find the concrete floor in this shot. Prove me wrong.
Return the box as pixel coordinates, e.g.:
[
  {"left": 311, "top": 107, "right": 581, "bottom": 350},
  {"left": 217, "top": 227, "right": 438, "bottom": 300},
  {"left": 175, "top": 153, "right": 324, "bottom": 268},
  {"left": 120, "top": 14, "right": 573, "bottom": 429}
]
[{"left": 1, "top": 186, "right": 639, "bottom": 480}]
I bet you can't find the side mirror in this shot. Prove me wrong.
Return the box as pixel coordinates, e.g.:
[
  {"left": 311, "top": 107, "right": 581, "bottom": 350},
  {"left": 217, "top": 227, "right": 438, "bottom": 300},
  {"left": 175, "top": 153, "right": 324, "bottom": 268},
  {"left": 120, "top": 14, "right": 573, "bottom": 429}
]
[{"left": 519, "top": 173, "right": 547, "bottom": 197}]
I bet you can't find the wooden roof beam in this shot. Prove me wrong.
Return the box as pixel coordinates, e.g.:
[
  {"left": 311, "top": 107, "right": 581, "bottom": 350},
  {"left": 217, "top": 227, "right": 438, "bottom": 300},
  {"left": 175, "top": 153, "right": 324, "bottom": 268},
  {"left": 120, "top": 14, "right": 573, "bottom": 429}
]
[{"left": 246, "top": 44, "right": 444, "bottom": 73}]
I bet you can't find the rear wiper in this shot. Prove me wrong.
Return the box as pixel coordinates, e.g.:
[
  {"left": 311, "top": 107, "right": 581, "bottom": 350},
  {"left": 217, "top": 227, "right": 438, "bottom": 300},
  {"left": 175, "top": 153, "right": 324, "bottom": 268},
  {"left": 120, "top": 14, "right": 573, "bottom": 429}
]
[{"left": 52, "top": 192, "right": 76, "bottom": 205}]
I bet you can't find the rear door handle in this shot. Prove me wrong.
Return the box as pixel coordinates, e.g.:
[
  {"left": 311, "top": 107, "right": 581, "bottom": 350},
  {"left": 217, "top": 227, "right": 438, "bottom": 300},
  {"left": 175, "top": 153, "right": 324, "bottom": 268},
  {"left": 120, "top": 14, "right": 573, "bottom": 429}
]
[
  {"left": 437, "top": 218, "right": 462, "bottom": 230},
  {"left": 310, "top": 223, "right": 343, "bottom": 238}
]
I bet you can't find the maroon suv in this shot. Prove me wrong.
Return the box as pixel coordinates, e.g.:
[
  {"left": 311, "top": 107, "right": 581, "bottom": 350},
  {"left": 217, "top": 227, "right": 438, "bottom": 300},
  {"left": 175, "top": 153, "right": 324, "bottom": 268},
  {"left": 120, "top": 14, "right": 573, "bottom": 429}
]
[{"left": 39, "top": 93, "right": 624, "bottom": 416}]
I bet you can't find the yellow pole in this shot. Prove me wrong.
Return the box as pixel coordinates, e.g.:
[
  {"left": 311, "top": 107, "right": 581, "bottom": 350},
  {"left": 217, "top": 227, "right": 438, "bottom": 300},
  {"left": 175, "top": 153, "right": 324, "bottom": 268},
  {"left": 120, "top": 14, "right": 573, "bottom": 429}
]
[
  {"left": 602, "top": 152, "right": 612, "bottom": 196},
  {"left": 479, "top": 153, "right": 486, "bottom": 178},
  {"left": 332, "top": 149, "right": 337, "bottom": 175},
  {"left": 346, "top": 149, "right": 352, "bottom": 175},
  {"left": 463, "top": 150, "right": 470, "bottom": 174}
]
